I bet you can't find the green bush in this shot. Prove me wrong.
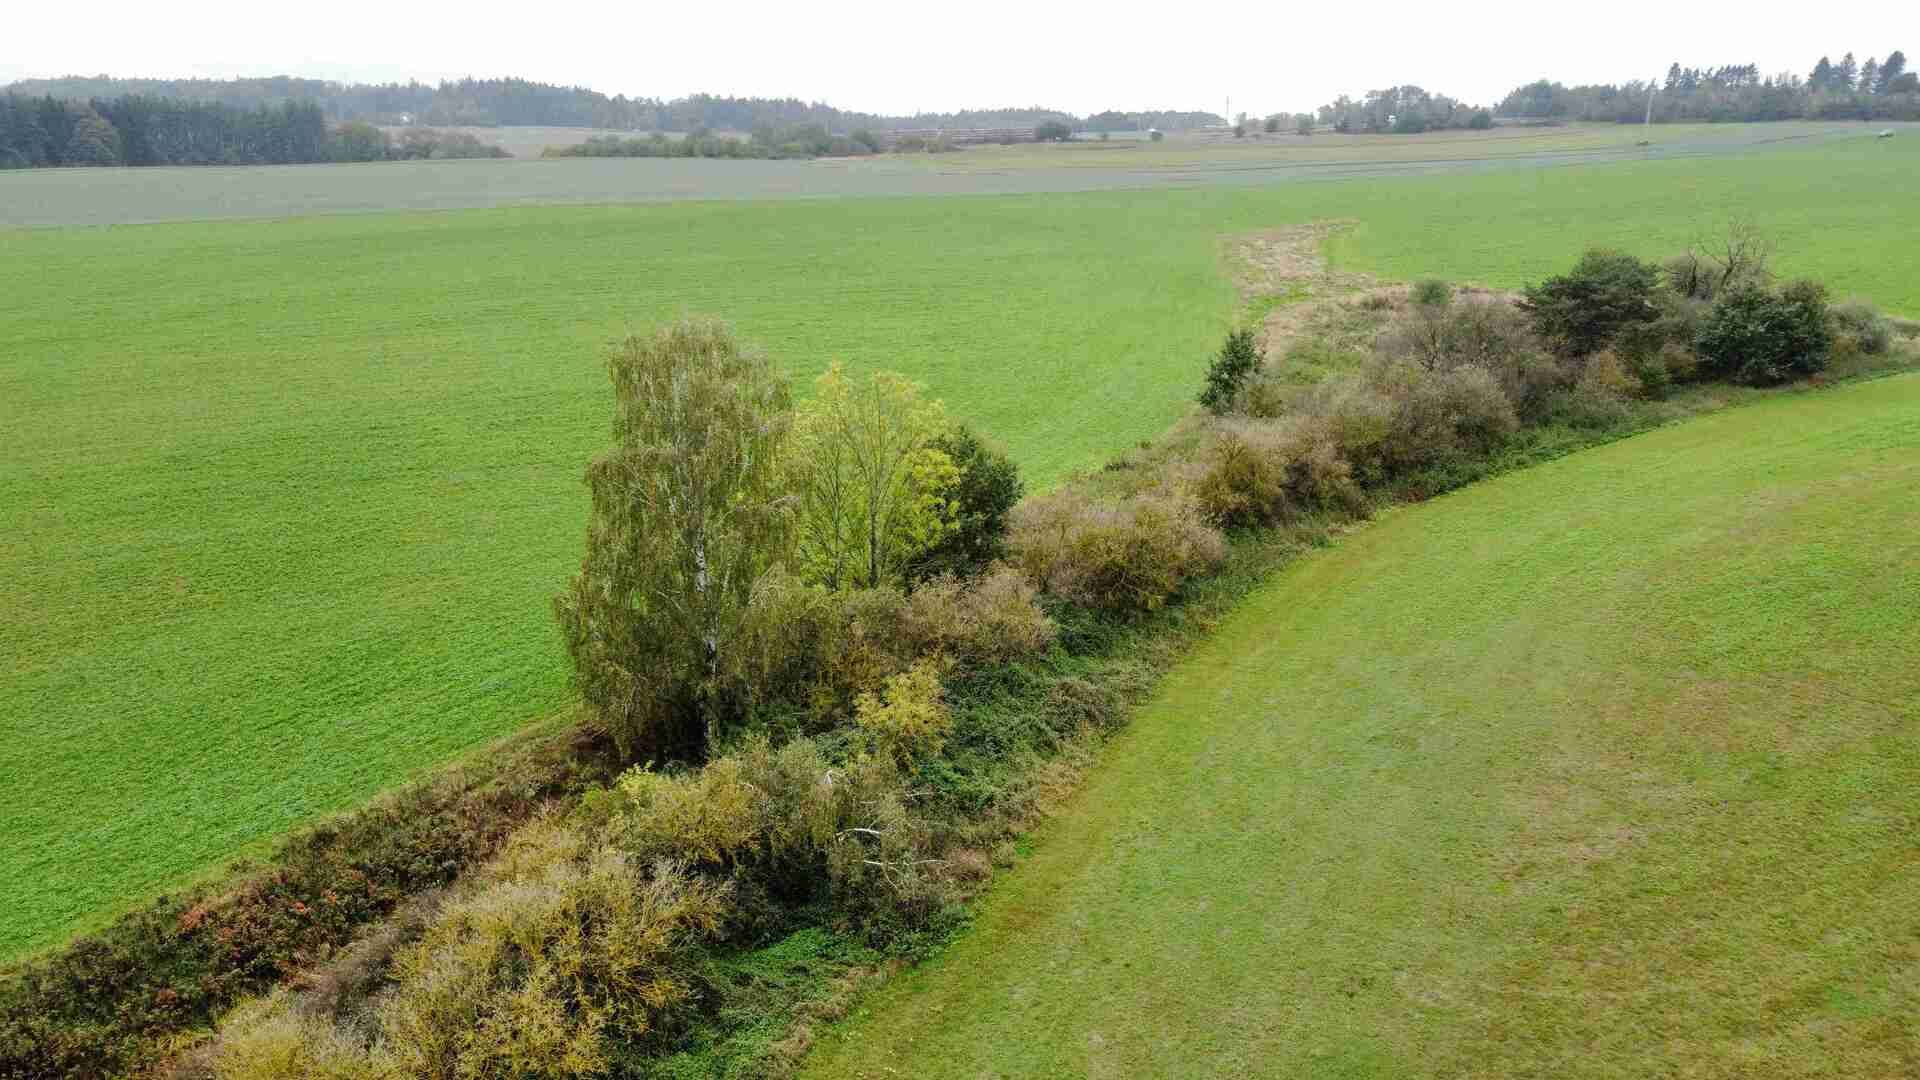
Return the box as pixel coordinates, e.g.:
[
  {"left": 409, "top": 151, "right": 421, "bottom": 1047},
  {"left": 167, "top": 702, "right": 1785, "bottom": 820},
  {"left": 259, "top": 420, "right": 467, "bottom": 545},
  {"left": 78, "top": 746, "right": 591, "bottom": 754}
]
[
  {"left": 1411, "top": 279, "right": 1453, "bottom": 307},
  {"left": 1614, "top": 291, "right": 1706, "bottom": 394},
  {"left": 1199, "top": 329, "right": 1261, "bottom": 415},
  {"left": 1371, "top": 295, "right": 1571, "bottom": 422},
  {"left": 1542, "top": 382, "right": 1633, "bottom": 429},
  {"left": 0, "top": 725, "right": 613, "bottom": 1080},
  {"left": 901, "top": 567, "right": 1056, "bottom": 669},
  {"left": 1010, "top": 489, "right": 1227, "bottom": 613},
  {"left": 1829, "top": 298, "right": 1894, "bottom": 356},
  {"left": 1034, "top": 120, "right": 1072, "bottom": 142},
  {"left": 723, "top": 574, "right": 913, "bottom": 728},
  {"left": 911, "top": 426, "right": 1023, "bottom": 582},
  {"left": 210, "top": 995, "right": 379, "bottom": 1080},
  {"left": 618, "top": 758, "right": 763, "bottom": 866},
  {"left": 1195, "top": 419, "right": 1364, "bottom": 528},
  {"left": 810, "top": 588, "right": 916, "bottom": 720},
  {"left": 213, "top": 815, "right": 728, "bottom": 1080},
  {"left": 206, "top": 731, "right": 962, "bottom": 1077},
  {"left": 1695, "top": 281, "right": 1834, "bottom": 385},
  {"left": 1520, "top": 248, "right": 1663, "bottom": 357},
  {"left": 612, "top": 737, "right": 946, "bottom": 918},
  {"left": 856, "top": 658, "right": 953, "bottom": 763},
  {"left": 1374, "top": 294, "right": 1539, "bottom": 373},
  {"left": 1295, "top": 360, "right": 1519, "bottom": 484}
]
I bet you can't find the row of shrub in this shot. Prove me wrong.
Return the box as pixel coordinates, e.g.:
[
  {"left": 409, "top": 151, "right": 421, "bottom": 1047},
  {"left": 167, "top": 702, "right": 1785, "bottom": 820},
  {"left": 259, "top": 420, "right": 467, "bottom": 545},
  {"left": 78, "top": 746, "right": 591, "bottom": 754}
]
[
  {"left": 545, "top": 125, "right": 893, "bottom": 161},
  {"left": 0, "top": 727, "right": 622, "bottom": 1078},
  {"left": 182, "top": 308, "right": 1248, "bottom": 1073},
  {"left": 207, "top": 739, "right": 958, "bottom": 1078},
  {"left": 1192, "top": 232, "right": 1904, "bottom": 515},
  {"left": 11, "top": 239, "right": 1913, "bottom": 1078},
  {"left": 545, "top": 128, "right": 992, "bottom": 160}
]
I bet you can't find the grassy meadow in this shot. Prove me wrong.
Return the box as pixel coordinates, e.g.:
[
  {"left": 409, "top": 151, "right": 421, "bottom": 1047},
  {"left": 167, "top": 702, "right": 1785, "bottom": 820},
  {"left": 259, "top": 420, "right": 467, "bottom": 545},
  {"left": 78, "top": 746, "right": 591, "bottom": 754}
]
[
  {"left": 805, "top": 372, "right": 1920, "bottom": 1079},
  {"left": 3, "top": 126, "right": 1918, "bottom": 960}
]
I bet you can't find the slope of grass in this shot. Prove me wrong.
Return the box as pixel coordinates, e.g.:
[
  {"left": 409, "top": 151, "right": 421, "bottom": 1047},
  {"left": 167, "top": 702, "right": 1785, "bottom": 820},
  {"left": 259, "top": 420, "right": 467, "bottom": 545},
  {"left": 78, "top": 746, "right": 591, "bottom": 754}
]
[
  {"left": 804, "top": 373, "right": 1920, "bottom": 1079},
  {"left": 3, "top": 130, "right": 1918, "bottom": 960}
]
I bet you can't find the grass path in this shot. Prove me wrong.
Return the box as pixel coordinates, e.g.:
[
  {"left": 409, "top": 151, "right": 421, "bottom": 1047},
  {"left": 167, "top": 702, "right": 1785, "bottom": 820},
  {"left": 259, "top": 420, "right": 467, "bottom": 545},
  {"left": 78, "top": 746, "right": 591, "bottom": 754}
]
[{"left": 803, "top": 374, "right": 1920, "bottom": 1079}]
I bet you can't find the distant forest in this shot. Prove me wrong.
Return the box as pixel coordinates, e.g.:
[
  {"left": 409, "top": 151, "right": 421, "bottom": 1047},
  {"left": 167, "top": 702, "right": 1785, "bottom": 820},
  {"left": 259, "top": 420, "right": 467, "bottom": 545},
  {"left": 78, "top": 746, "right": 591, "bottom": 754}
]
[
  {"left": 2, "top": 75, "right": 1220, "bottom": 136},
  {"left": 0, "top": 97, "right": 513, "bottom": 168},
  {"left": 1498, "top": 50, "right": 1917, "bottom": 123},
  {"left": 1292, "top": 48, "right": 1917, "bottom": 134},
  {"left": 0, "top": 75, "right": 1224, "bottom": 169}
]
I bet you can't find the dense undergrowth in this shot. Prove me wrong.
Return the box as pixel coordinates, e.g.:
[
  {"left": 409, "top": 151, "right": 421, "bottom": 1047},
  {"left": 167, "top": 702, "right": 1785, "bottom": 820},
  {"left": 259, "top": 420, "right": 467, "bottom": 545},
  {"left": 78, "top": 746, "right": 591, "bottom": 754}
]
[{"left": 5, "top": 235, "right": 1915, "bottom": 1079}]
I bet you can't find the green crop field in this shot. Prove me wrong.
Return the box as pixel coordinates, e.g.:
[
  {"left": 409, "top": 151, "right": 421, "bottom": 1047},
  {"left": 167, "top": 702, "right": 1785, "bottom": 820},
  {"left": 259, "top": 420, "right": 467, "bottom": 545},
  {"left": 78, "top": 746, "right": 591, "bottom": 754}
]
[
  {"left": 3, "top": 126, "right": 1918, "bottom": 960},
  {"left": 805, "top": 372, "right": 1920, "bottom": 1079},
  {"left": 0, "top": 121, "right": 1903, "bottom": 228}
]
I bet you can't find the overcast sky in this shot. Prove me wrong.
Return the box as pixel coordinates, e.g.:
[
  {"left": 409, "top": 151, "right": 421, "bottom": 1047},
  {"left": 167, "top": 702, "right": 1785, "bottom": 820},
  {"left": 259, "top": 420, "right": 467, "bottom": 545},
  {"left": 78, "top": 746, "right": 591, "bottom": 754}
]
[{"left": 2, "top": 1, "right": 1909, "bottom": 116}]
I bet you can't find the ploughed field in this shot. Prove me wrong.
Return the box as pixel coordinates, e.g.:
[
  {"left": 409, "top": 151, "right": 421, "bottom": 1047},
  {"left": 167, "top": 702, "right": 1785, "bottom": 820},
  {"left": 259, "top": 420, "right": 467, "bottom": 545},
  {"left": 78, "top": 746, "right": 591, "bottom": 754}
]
[
  {"left": 805, "top": 372, "right": 1920, "bottom": 1079},
  {"left": 2, "top": 124, "right": 1917, "bottom": 959}
]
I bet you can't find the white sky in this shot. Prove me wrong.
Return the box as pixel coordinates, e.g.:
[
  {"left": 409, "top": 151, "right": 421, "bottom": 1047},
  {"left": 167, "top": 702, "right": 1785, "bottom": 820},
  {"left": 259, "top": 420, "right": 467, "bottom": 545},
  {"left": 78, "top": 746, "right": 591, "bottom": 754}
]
[{"left": 2, "top": 1, "right": 1909, "bottom": 117}]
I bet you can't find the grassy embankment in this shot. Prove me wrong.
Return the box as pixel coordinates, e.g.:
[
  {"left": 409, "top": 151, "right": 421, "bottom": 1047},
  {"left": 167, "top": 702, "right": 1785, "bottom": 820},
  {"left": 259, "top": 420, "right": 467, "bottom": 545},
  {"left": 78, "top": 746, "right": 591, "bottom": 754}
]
[{"left": 806, "top": 372, "right": 1920, "bottom": 1079}]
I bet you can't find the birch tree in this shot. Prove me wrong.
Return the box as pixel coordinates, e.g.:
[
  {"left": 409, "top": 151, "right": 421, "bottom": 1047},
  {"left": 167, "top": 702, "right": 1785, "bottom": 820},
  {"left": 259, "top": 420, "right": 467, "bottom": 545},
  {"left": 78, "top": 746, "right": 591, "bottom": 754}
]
[{"left": 554, "top": 318, "right": 794, "bottom": 759}]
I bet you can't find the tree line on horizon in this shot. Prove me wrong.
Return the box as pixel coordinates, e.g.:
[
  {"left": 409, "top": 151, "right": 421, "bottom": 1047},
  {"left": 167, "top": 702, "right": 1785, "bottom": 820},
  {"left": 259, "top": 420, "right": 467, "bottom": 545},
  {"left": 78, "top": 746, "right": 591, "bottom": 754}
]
[
  {"left": 0, "top": 95, "right": 513, "bottom": 168},
  {"left": 1, "top": 74, "right": 1224, "bottom": 137},
  {"left": 1498, "top": 49, "right": 1916, "bottom": 123},
  {"left": 1279, "top": 49, "right": 1917, "bottom": 135}
]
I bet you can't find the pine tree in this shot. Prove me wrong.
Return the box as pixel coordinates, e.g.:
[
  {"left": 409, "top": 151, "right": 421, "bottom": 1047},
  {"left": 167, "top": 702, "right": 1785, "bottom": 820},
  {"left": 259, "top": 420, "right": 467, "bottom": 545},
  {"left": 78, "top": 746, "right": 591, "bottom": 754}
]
[
  {"left": 1838, "top": 53, "right": 1860, "bottom": 91},
  {"left": 1879, "top": 51, "right": 1908, "bottom": 94},
  {"left": 1810, "top": 56, "right": 1835, "bottom": 91},
  {"left": 1861, "top": 58, "right": 1881, "bottom": 94},
  {"left": 1665, "top": 63, "right": 1683, "bottom": 92}
]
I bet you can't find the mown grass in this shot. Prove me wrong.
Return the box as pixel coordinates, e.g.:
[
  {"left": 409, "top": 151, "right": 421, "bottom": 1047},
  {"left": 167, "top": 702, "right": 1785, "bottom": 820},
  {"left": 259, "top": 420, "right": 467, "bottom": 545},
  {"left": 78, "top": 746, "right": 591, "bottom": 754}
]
[
  {"left": 4, "top": 129, "right": 1919, "bottom": 960},
  {"left": 803, "top": 372, "right": 1920, "bottom": 1079}
]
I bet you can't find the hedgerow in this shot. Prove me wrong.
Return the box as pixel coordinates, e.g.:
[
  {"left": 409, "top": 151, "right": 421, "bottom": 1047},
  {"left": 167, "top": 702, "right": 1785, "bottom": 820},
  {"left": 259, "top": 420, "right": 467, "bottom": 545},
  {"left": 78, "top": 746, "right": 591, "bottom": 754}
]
[
  {"left": 11, "top": 245, "right": 1917, "bottom": 1079},
  {"left": 0, "top": 724, "right": 622, "bottom": 1079}
]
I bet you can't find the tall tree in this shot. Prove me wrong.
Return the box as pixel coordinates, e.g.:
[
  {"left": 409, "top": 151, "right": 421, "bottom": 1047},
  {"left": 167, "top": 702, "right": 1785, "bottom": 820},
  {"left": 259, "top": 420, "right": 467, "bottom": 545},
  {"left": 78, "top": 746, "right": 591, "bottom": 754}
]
[
  {"left": 1810, "top": 56, "right": 1835, "bottom": 91},
  {"left": 1838, "top": 52, "right": 1860, "bottom": 91},
  {"left": 1860, "top": 58, "right": 1881, "bottom": 94},
  {"left": 64, "top": 108, "right": 121, "bottom": 165},
  {"left": 785, "top": 363, "right": 957, "bottom": 591},
  {"left": 1879, "top": 51, "right": 1909, "bottom": 93},
  {"left": 554, "top": 318, "right": 795, "bottom": 759}
]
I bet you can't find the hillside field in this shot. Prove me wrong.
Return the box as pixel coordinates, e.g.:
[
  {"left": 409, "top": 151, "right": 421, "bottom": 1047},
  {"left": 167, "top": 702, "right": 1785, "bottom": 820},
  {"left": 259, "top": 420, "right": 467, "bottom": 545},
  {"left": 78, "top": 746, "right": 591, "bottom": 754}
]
[
  {"left": 3, "top": 127, "right": 1919, "bottom": 959},
  {"left": 805, "top": 372, "right": 1920, "bottom": 1079}
]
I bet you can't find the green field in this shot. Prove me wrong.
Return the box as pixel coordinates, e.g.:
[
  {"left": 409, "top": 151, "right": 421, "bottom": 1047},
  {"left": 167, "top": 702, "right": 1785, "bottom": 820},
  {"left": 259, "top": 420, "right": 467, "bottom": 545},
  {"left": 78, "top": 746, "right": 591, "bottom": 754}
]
[
  {"left": 0, "top": 122, "right": 1901, "bottom": 228},
  {"left": 4, "top": 126, "right": 1919, "bottom": 960},
  {"left": 805, "top": 373, "right": 1920, "bottom": 1079}
]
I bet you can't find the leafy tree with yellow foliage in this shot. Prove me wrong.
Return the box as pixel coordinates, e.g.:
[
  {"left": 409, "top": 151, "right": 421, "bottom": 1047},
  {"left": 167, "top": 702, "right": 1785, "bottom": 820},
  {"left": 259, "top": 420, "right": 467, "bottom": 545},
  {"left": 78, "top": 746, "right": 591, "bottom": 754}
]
[{"left": 786, "top": 363, "right": 959, "bottom": 589}]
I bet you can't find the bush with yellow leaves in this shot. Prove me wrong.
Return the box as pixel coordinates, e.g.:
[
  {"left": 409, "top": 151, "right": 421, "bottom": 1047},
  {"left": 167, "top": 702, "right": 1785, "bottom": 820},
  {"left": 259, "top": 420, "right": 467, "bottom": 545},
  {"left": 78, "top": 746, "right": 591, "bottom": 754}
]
[
  {"left": 855, "top": 658, "right": 953, "bottom": 763},
  {"left": 211, "top": 815, "right": 727, "bottom": 1079}
]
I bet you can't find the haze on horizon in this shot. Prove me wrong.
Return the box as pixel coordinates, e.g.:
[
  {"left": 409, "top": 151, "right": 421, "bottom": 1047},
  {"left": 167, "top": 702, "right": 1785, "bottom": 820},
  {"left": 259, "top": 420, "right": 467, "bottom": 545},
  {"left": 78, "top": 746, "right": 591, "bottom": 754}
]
[{"left": 3, "top": 0, "right": 1909, "bottom": 118}]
